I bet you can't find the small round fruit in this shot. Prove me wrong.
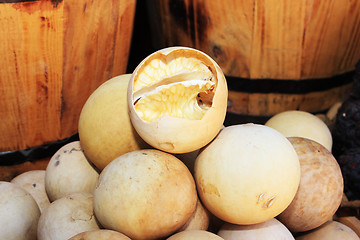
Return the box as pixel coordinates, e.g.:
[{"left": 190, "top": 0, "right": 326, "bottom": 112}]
[
  {"left": 11, "top": 170, "right": 50, "bottom": 212},
  {"left": 93, "top": 149, "right": 197, "bottom": 240},
  {"left": 69, "top": 229, "right": 131, "bottom": 240},
  {"left": 277, "top": 137, "right": 344, "bottom": 232},
  {"left": 79, "top": 74, "right": 148, "bottom": 170},
  {"left": 295, "top": 221, "right": 359, "bottom": 240},
  {"left": 37, "top": 192, "right": 100, "bottom": 240},
  {"left": 45, "top": 141, "right": 99, "bottom": 202},
  {"left": 194, "top": 124, "right": 300, "bottom": 225},
  {"left": 265, "top": 110, "right": 333, "bottom": 151},
  {"left": 217, "top": 218, "right": 294, "bottom": 240},
  {"left": 178, "top": 198, "right": 211, "bottom": 232},
  {"left": 167, "top": 230, "right": 225, "bottom": 240},
  {"left": 0, "top": 181, "right": 40, "bottom": 240},
  {"left": 128, "top": 46, "right": 228, "bottom": 154}
]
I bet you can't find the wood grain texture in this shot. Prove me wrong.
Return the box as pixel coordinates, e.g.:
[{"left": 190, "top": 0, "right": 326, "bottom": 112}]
[
  {"left": 149, "top": 0, "right": 359, "bottom": 116},
  {"left": 0, "top": 0, "right": 136, "bottom": 152},
  {"left": 151, "top": 0, "right": 360, "bottom": 79}
]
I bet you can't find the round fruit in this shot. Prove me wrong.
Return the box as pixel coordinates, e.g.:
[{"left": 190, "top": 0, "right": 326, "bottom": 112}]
[
  {"left": 37, "top": 192, "right": 100, "bottom": 240},
  {"left": 194, "top": 123, "right": 301, "bottom": 225},
  {"left": 277, "top": 137, "right": 344, "bottom": 232},
  {"left": 167, "top": 230, "right": 225, "bottom": 240},
  {"left": 93, "top": 149, "right": 197, "bottom": 240},
  {"left": 0, "top": 181, "right": 40, "bottom": 240},
  {"left": 128, "top": 46, "right": 228, "bottom": 154},
  {"left": 79, "top": 74, "right": 148, "bottom": 170},
  {"left": 295, "top": 221, "right": 359, "bottom": 240},
  {"left": 45, "top": 141, "right": 99, "bottom": 202},
  {"left": 69, "top": 229, "right": 131, "bottom": 240},
  {"left": 178, "top": 198, "right": 211, "bottom": 232},
  {"left": 265, "top": 110, "right": 333, "bottom": 151},
  {"left": 217, "top": 218, "right": 294, "bottom": 240},
  {"left": 11, "top": 170, "right": 50, "bottom": 212}
]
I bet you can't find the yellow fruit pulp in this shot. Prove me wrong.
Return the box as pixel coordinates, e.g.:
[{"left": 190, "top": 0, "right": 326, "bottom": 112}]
[{"left": 132, "top": 55, "right": 216, "bottom": 123}]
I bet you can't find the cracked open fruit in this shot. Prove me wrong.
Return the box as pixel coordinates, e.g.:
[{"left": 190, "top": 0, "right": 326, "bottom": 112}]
[{"left": 128, "top": 47, "right": 228, "bottom": 153}]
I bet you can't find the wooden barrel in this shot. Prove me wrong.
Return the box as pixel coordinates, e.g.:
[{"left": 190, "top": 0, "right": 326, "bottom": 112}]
[
  {"left": 0, "top": 0, "right": 136, "bottom": 152},
  {"left": 147, "top": 0, "right": 360, "bottom": 122}
]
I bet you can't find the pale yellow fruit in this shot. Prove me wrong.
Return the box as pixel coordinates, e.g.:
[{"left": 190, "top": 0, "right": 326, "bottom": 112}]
[
  {"left": 128, "top": 46, "right": 228, "bottom": 154},
  {"left": 45, "top": 141, "right": 99, "bottom": 202},
  {"left": 296, "top": 221, "right": 360, "bottom": 240},
  {"left": 93, "top": 149, "right": 197, "bottom": 240},
  {"left": 277, "top": 137, "right": 344, "bottom": 232},
  {"left": 69, "top": 229, "right": 131, "bottom": 240},
  {"left": 79, "top": 74, "right": 148, "bottom": 170},
  {"left": 37, "top": 192, "right": 100, "bottom": 240},
  {"left": 167, "top": 230, "right": 225, "bottom": 240},
  {"left": 11, "top": 170, "right": 50, "bottom": 213},
  {"left": 217, "top": 218, "right": 294, "bottom": 240},
  {"left": 265, "top": 110, "right": 333, "bottom": 151},
  {"left": 195, "top": 123, "right": 300, "bottom": 225},
  {"left": 0, "top": 181, "right": 40, "bottom": 240}
]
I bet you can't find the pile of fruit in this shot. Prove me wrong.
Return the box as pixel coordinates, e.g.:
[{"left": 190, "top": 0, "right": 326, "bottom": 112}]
[{"left": 0, "top": 47, "right": 359, "bottom": 240}]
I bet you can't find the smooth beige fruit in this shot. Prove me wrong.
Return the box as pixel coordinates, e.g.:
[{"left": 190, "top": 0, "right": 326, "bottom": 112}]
[
  {"left": 195, "top": 124, "right": 300, "bottom": 225},
  {"left": 11, "top": 170, "right": 50, "bottom": 212},
  {"left": 0, "top": 181, "right": 40, "bottom": 240},
  {"left": 79, "top": 74, "right": 148, "bottom": 170},
  {"left": 93, "top": 149, "right": 197, "bottom": 240},
  {"left": 45, "top": 141, "right": 99, "bottom": 202},
  {"left": 277, "top": 137, "right": 344, "bottom": 232},
  {"left": 296, "top": 221, "right": 360, "bottom": 240},
  {"left": 37, "top": 192, "right": 100, "bottom": 240},
  {"left": 128, "top": 46, "right": 228, "bottom": 154},
  {"left": 178, "top": 198, "right": 211, "bottom": 232},
  {"left": 217, "top": 218, "right": 294, "bottom": 240},
  {"left": 69, "top": 229, "right": 131, "bottom": 240},
  {"left": 167, "top": 230, "right": 225, "bottom": 240},
  {"left": 265, "top": 110, "right": 333, "bottom": 151}
]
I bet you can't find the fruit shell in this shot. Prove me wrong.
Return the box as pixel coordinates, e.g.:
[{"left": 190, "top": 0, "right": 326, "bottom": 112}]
[
  {"left": 128, "top": 46, "right": 228, "bottom": 154},
  {"left": 167, "top": 230, "right": 225, "bottom": 240}
]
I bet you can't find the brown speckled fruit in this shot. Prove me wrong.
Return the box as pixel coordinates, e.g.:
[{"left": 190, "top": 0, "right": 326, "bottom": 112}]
[
  {"left": 277, "top": 137, "right": 344, "bottom": 233},
  {"left": 128, "top": 47, "right": 228, "bottom": 154}
]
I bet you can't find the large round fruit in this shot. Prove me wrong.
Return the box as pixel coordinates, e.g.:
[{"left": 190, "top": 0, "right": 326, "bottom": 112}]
[
  {"left": 79, "top": 74, "right": 148, "bottom": 170},
  {"left": 277, "top": 137, "right": 344, "bottom": 232},
  {"left": 93, "top": 149, "right": 198, "bottom": 240},
  {"left": 265, "top": 110, "right": 333, "bottom": 151},
  {"left": 69, "top": 229, "right": 131, "bottom": 240},
  {"left": 194, "top": 124, "right": 301, "bottom": 225},
  {"left": 127, "top": 46, "right": 228, "bottom": 154},
  {"left": 167, "top": 230, "right": 225, "bottom": 240}
]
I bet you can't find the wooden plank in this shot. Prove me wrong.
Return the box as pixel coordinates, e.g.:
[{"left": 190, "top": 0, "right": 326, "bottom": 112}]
[{"left": 0, "top": 1, "right": 63, "bottom": 151}]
